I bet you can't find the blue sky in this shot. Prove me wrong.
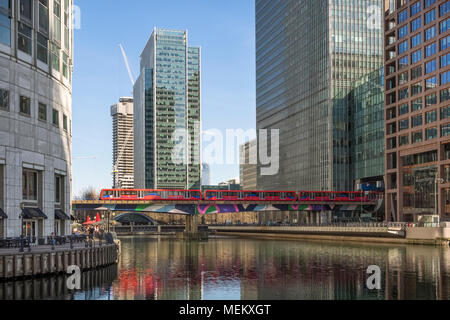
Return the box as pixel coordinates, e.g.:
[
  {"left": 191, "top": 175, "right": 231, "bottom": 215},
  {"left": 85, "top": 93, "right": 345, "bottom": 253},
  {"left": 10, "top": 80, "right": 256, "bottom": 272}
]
[{"left": 72, "top": 0, "right": 256, "bottom": 196}]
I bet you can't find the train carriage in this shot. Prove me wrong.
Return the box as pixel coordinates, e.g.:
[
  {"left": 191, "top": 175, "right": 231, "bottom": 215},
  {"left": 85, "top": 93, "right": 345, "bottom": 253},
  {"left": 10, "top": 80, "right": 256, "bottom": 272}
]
[
  {"left": 100, "top": 189, "right": 202, "bottom": 201},
  {"left": 204, "top": 190, "right": 297, "bottom": 201}
]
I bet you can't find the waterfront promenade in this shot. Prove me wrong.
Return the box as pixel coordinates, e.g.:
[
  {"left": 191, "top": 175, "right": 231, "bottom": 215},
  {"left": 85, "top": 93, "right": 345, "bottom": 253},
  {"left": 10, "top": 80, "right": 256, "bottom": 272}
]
[{"left": 0, "top": 240, "right": 119, "bottom": 281}]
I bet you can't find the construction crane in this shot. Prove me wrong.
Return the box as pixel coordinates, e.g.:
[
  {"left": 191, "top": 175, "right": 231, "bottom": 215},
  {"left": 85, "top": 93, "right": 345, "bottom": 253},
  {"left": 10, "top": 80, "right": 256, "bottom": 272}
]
[{"left": 112, "top": 44, "right": 135, "bottom": 189}]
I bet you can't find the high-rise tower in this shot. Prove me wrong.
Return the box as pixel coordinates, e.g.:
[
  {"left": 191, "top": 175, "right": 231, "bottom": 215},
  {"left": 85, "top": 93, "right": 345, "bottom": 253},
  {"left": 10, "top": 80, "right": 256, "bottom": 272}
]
[{"left": 134, "top": 28, "right": 201, "bottom": 190}]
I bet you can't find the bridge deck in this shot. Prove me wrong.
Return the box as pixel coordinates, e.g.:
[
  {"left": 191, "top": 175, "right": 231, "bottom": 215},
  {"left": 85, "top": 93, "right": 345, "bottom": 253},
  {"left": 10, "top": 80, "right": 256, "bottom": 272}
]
[{"left": 72, "top": 200, "right": 378, "bottom": 206}]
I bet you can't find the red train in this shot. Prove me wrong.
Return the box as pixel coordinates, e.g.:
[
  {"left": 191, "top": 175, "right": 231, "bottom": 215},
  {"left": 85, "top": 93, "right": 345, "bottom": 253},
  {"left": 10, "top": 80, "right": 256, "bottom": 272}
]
[{"left": 99, "top": 189, "right": 381, "bottom": 202}]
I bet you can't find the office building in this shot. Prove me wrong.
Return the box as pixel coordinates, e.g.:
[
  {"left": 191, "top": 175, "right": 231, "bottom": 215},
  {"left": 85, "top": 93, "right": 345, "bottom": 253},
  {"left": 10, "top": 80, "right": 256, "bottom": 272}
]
[
  {"left": 256, "top": 0, "right": 384, "bottom": 192},
  {"left": 0, "top": 0, "right": 74, "bottom": 237},
  {"left": 134, "top": 28, "right": 201, "bottom": 190},
  {"left": 240, "top": 140, "right": 257, "bottom": 190},
  {"left": 202, "top": 163, "right": 210, "bottom": 186},
  {"left": 111, "top": 97, "right": 134, "bottom": 189},
  {"left": 384, "top": 0, "right": 450, "bottom": 222}
]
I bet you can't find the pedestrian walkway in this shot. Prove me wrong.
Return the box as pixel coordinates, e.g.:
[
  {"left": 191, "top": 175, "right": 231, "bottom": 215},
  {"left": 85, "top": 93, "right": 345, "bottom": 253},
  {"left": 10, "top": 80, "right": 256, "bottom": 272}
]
[{"left": 0, "top": 240, "right": 104, "bottom": 256}]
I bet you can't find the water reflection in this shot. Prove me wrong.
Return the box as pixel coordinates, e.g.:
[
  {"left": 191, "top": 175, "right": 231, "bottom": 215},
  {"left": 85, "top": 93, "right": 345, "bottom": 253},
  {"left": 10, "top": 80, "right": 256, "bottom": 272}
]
[
  {"left": 111, "top": 236, "right": 450, "bottom": 300},
  {"left": 0, "top": 264, "right": 117, "bottom": 300},
  {"left": 1, "top": 236, "right": 450, "bottom": 300}
]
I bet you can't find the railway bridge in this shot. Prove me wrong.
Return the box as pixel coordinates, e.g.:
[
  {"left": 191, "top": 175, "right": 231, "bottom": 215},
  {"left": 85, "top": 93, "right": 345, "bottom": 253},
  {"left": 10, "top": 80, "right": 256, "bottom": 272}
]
[{"left": 72, "top": 198, "right": 383, "bottom": 235}]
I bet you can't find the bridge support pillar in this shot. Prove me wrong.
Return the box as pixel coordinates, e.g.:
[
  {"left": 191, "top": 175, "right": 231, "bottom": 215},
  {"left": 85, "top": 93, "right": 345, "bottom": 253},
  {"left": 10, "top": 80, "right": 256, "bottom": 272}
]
[{"left": 186, "top": 215, "right": 199, "bottom": 233}]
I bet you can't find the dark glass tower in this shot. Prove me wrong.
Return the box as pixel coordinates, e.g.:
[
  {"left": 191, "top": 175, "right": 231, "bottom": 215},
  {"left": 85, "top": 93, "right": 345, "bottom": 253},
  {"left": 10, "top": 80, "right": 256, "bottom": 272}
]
[{"left": 256, "top": 0, "right": 384, "bottom": 191}]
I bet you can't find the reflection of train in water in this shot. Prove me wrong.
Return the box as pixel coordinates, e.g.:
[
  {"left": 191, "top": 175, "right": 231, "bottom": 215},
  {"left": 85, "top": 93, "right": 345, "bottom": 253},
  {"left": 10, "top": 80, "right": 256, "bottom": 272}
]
[{"left": 100, "top": 189, "right": 381, "bottom": 202}]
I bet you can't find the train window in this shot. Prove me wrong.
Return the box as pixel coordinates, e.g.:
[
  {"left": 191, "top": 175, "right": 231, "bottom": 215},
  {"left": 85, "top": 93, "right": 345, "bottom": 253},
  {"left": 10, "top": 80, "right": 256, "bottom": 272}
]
[{"left": 329, "top": 193, "right": 336, "bottom": 200}]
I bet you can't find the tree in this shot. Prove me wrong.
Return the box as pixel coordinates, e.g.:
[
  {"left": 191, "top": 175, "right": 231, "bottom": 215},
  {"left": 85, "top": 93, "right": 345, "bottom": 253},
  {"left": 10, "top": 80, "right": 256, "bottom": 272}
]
[{"left": 76, "top": 186, "right": 99, "bottom": 200}]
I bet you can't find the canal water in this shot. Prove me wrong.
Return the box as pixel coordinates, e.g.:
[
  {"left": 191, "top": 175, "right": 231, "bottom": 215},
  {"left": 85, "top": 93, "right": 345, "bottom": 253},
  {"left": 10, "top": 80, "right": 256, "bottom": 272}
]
[{"left": 1, "top": 236, "right": 450, "bottom": 300}]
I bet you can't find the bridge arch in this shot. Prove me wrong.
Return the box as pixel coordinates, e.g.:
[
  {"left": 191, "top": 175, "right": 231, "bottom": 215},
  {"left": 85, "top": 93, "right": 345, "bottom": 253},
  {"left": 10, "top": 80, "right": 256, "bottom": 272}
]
[{"left": 114, "top": 212, "right": 159, "bottom": 225}]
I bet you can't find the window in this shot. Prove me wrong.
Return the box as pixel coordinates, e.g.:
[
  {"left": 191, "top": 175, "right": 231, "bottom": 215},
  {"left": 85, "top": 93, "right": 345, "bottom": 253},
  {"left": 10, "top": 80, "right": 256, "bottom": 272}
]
[
  {"left": 426, "top": 76, "right": 437, "bottom": 89},
  {"left": 425, "top": 43, "right": 437, "bottom": 57},
  {"left": 425, "top": 0, "right": 436, "bottom": 9},
  {"left": 411, "top": 65, "right": 422, "bottom": 80},
  {"left": 398, "top": 9, "right": 408, "bottom": 24},
  {"left": 411, "top": 17, "right": 421, "bottom": 32},
  {"left": 425, "top": 9, "right": 436, "bottom": 24},
  {"left": 399, "top": 72, "right": 408, "bottom": 85},
  {"left": 0, "top": 88, "right": 8, "bottom": 111},
  {"left": 426, "top": 93, "right": 438, "bottom": 106},
  {"left": 52, "top": 108, "right": 59, "bottom": 126},
  {"left": 413, "top": 131, "right": 423, "bottom": 143},
  {"left": 441, "top": 70, "right": 450, "bottom": 84},
  {"left": 53, "top": 0, "right": 61, "bottom": 43},
  {"left": 51, "top": 43, "right": 60, "bottom": 71},
  {"left": 63, "top": 114, "right": 67, "bottom": 131},
  {"left": 411, "top": 33, "right": 422, "bottom": 48},
  {"left": 37, "top": 33, "right": 48, "bottom": 64},
  {"left": 399, "top": 103, "right": 409, "bottom": 115},
  {"left": 62, "top": 52, "right": 68, "bottom": 78},
  {"left": 426, "top": 59, "right": 437, "bottom": 73},
  {"left": 412, "top": 115, "right": 423, "bottom": 127},
  {"left": 399, "top": 119, "right": 409, "bottom": 131},
  {"left": 399, "top": 40, "right": 409, "bottom": 54},
  {"left": 441, "top": 1, "right": 450, "bottom": 17},
  {"left": 412, "top": 98, "right": 423, "bottom": 111},
  {"left": 0, "top": 0, "right": 11, "bottom": 46},
  {"left": 399, "top": 56, "right": 409, "bottom": 70},
  {"left": 399, "top": 135, "right": 409, "bottom": 146},
  {"left": 441, "top": 35, "right": 450, "bottom": 51},
  {"left": 441, "top": 53, "right": 450, "bottom": 68},
  {"left": 399, "top": 87, "right": 409, "bottom": 100},
  {"left": 441, "top": 105, "right": 450, "bottom": 119},
  {"left": 411, "top": 82, "right": 422, "bottom": 95},
  {"left": 443, "top": 123, "right": 450, "bottom": 136},
  {"left": 440, "top": 18, "right": 450, "bottom": 34},
  {"left": 20, "top": 96, "right": 30, "bottom": 115},
  {"left": 22, "top": 169, "right": 38, "bottom": 202},
  {"left": 426, "top": 127, "right": 438, "bottom": 140},
  {"left": 38, "top": 103, "right": 46, "bottom": 121},
  {"left": 425, "top": 26, "right": 436, "bottom": 41},
  {"left": 426, "top": 110, "right": 437, "bottom": 123},
  {"left": 19, "top": 0, "right": 32, "bottom": 21},
  {"left": 18, "top": 22, "right": 32, "bottom": 54},
  {"left": 441, "top": 88, "right": 450, "bottom": 102},
  {"left": 38, "top": 0, "right": 49, "bottom": 34},
  {"left": 412, "top": 49, "right": 422, "bottom": 63},
  {"left": 55, "top": 175, "right": 64, "bottom": 205},
  {"left": 411, "top": 2, "right": 421, "bottom": 16},
  {"left": 399, "top": 25, "right": 409, "bottom": 39}
]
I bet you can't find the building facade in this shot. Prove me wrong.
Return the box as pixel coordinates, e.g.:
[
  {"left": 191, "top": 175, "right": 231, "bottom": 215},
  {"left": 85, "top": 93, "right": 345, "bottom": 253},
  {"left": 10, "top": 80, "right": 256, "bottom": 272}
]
[
  {"left": 240, "top": 140, "right": 257, "bottom": 190},
  {"left": 111, "top": 97, "right": 134, "bottom": 189},
  {"left": 0, "top": 0, "right": 74, "bottom": 238},
  {"left": 256, "top": 0, "right": 384, "bottom": 192},
  {"left": 384, "top": 0, "right": 450, "bottom": 222},
  {"left": 348, "top": 68, "right": 386, "bottom": 190},
  {"left": 201, "top": 163, "right": 210, "bottom": 186},
  {"left": 134, "top": 28, "right": 201, "bottom": 190}
]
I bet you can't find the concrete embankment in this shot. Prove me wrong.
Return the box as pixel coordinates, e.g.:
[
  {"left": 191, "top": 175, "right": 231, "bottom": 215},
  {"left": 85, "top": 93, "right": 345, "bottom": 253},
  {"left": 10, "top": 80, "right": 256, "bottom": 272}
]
[
  {"left": 210, "top": 226, "right": 450, "bottom": 246},
  {"left": 0, "top": 244, "right": 118, "bottom": 280}
]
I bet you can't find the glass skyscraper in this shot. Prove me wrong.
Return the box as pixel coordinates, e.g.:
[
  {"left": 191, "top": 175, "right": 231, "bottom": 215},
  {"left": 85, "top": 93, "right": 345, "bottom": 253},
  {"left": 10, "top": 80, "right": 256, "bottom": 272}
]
[
  {"left": 134, "top": 28, "right": 201, "bottom": 190},
  {"left": 256, "top": 0, "right": 384, "bottom": 192}
]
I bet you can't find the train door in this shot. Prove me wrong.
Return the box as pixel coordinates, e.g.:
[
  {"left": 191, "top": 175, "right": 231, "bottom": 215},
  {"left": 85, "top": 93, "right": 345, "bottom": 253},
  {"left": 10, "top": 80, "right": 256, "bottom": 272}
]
[
  {"left": 217, "top": 192, "right": 223, "bottom": 200},
  {"left": 280, "top": 192, "right": 286, "bottom": 200},
  {"left": 329, "top": 193, "right": 336, "bottom": 201}
]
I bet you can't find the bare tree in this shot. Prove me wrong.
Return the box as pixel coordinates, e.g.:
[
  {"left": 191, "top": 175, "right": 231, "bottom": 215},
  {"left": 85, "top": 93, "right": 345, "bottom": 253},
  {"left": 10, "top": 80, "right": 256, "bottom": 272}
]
[{"left": 76, "top": 186, "right": 99, "bottom": 200}]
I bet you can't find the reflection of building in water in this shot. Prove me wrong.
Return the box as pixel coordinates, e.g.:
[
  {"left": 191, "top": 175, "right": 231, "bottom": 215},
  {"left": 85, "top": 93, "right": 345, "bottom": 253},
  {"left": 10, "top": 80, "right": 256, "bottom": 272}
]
[{"left": 0, "top": 265, "right": 118, "bottom": 300}]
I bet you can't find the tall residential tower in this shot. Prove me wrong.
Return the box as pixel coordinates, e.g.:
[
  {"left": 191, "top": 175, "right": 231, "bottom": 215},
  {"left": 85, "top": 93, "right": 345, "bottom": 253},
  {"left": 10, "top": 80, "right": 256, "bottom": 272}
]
[
  {"left": 111, "top": 97, "right": 134, "bottom": 189},
  {"left": 256, "top": 0, "right": 384, "bottom": 192},
  {"left": 134, "top": 28, "right": 201, "bottom": 190}
]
